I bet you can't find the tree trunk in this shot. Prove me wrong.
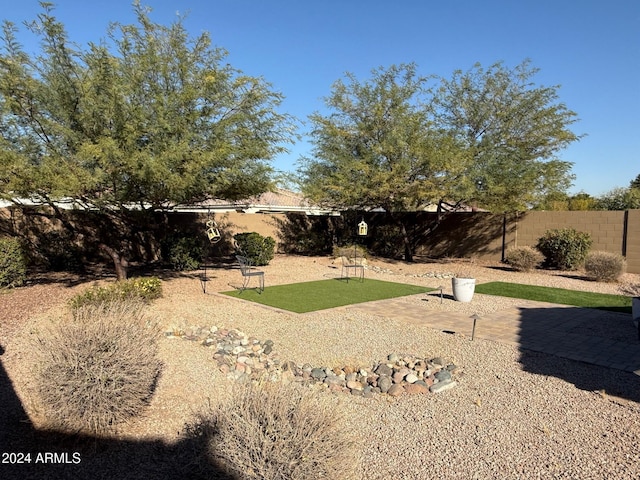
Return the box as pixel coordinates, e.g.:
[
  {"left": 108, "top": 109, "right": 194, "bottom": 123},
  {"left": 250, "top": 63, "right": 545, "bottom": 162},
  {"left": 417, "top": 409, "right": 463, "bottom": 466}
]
[
  {"left": 389, "top": 212, "right": 413, "bottom": 262},
  {"left": 99, "top": 243, "right": 128, "bottom": 280},
  {"left": 399, "top": 220, "right": 414, "bottom": 262}
]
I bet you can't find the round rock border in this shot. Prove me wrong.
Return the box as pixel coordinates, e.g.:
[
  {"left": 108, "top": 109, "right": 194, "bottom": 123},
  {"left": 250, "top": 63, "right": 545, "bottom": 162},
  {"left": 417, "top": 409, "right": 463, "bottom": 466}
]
[{"left": 166, "top": 326, "right": 459, "bottom": 397}]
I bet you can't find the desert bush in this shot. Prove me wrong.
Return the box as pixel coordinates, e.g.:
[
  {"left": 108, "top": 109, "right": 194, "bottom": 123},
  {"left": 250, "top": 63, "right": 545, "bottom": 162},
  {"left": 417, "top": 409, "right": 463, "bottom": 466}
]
[
  {"left": 233, "top": 232, "right": 276, "bottom": 266},
  {"left": 536, "top": 228, "right": 592, "bottom": 270},
  {"left": 584, "top": 251, "right": 626, "bottom": 282},
  {"left": 69, "top": 276, "right": 162, "bottom": 309},
  {"left": 504, "top": 246, "right": 544, "bottom": 272},
  {"left": 0, "top": 237, "right": 26, "bottom": 288},
  {"left": 332, "top": 244, "right": 368, "bottom": 260},
  {"left": 168, "top": 236, "right": 204, "bottom": 271},
  {"left": 187, "top": 383, "right": 359, "bottom": 480},
  {"left": 33, "top": 300, "right": 162, "bottom": 433}
]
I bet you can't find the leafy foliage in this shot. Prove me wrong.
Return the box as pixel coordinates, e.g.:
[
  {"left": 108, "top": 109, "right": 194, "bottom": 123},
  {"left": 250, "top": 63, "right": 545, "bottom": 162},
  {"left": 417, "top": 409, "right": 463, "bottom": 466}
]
[
  {"left": 300, "top": 64, "right": 470, "bottom": 213},
  {"left": 233, "top": 232, "right": 275, "bottom": 266},
  {"left": 594, "top": 187, "right": 640, "bottom": 210},
  {"left": 0, "top": 236, "right": 26, "bottom": 287},
  {"left": 70, "top": 276, "right": 162, "bottom": 309},
  {"left": 584, "top": 251, "right": 626, "bottom": 282},
  {"left": 34, "top": 300, "right": 161, "bottom": 433},
  {"left": 165, "top": 236, "right": 204, "bottom": 271},
  {"left": 504, "top": 246, "right": 544, "bottom": 272},
  {"left": 536, "top": 228, "right": 592, "bottom": 270},
  {"left": 0, "top": 3, "right": 294, "bottom": 275},
  {"left": 432, "top": 60, "right": 579, "bottom": 212},
  {"left": 300, "top": 61, "right": 580, "bottom": 260}
]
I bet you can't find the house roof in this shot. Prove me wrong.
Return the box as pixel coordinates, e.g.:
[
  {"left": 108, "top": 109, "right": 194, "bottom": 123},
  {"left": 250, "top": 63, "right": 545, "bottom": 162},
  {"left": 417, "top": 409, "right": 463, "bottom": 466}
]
[
  {"left": 172, "top": 189, "right": 339, "bottom": 215},
  {"left": 0, "top": 189, "right": 337, "bottom": 215}
]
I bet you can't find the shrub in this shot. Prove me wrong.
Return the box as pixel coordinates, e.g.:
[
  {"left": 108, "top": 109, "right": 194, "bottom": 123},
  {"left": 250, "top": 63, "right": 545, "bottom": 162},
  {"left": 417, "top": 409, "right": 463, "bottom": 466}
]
[
  {"left": 69, "top": 276, "right": 162, "bottom": 309},
  {"left": 504, "top": 246, "right": 544, "bottom": 272},
  {"left": 536, "top": 228, "right": 592, "bottom": 270},
  {"left": 333, "top": 244, "right": 368, "bottom": 260},
  {"left": 0, "top": 237, "right": 26, "bottom": 288},
  {"left": 584, "top": 251, "right": 626, "bottom": 282},
  {"left": 33, "top": 300, "right": 162, "bottom": 433},
  {"left": 233, "top": 232, "right": 276, "bottom": 266},
  {"left": 168, "top": 236, "right": 204, "bottom": 271},
  {"left": 187, "top": 383, "right": 359, "bottom": 480}
]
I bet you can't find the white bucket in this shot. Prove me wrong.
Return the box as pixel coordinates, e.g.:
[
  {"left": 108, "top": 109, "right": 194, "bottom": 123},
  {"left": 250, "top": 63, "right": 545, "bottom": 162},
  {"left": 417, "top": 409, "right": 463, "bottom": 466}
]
[{"left": 452, "top": 277, "right": 476, "bottom": 303}]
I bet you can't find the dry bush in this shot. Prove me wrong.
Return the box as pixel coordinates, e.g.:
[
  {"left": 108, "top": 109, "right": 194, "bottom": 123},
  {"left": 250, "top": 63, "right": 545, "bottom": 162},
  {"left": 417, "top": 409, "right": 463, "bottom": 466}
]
[
  {"left": 187, "top": 382, "right": 359, "bottom": 480},
  {"left": 33, "top": 300, "right": 162, "bottom": 433},
  {"left": 584, "top": 251, "right": 626, "bottom": 282},
  {"left": 504, "top": 246, "right": 544, "bottom": 272}
]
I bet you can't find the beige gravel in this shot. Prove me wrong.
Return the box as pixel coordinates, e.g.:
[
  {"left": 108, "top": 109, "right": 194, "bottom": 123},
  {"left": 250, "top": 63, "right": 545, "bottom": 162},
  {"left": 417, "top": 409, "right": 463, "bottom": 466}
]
[{"left": 2, "top": 255, "right": 640, "bottom": 479}]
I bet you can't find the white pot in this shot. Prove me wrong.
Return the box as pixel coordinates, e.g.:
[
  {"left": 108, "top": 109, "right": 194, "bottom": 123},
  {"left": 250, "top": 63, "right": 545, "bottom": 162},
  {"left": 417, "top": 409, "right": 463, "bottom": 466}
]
[
  {"left": 452, "top": 277, "right": 476, "bottom": 302},
  {"left": 633, "top": 297, "right": 640, "bottom": 329}
]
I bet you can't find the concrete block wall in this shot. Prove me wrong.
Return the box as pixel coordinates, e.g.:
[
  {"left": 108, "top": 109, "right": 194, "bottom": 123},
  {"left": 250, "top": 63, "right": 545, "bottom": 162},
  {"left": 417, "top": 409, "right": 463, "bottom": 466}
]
[
  {"left": 513, "top": 211, "right": 627, "bottom": 254},
  {"left": 626, "top": 209, "right": 640, "bottom": 274}
]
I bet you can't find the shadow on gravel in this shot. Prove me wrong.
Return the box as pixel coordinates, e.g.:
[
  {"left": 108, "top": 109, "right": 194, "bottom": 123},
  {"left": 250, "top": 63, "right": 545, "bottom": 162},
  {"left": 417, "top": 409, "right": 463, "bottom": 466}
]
[
  {"left": 0, "top": 352, "right": 237, "bottom": 480},
  {"left": 516, "top": 307, "right": 640, "bottom": 404}
]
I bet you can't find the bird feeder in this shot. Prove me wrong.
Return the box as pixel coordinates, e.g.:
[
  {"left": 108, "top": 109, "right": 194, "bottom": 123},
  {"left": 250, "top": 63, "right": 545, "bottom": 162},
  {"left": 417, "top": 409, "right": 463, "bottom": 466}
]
[
  {"left": 206, "top": 219, "right": 221, "bottom": 243},
  {"left": 357, "top": 219, "right": 368, "bottom": 236}
]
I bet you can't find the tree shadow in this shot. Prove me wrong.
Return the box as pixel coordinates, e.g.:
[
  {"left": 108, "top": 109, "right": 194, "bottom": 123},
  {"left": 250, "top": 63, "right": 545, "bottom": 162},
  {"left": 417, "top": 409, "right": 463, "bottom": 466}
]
[
  {"left": 0, "top": 350, "right": 237, "bottom": 480},
  {"left": 515, "top": 307, "right": 640, "bottom": 403}
]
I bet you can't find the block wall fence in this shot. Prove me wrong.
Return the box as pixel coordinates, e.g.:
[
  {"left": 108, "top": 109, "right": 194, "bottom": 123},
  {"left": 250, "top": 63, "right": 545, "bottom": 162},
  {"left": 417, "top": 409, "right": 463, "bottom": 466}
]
[
  {"left": 2, "top": 208, "right": 640, "bottom": 274},
  {"left": 214, "top": 209, "right": 640, "bottom": 274}
]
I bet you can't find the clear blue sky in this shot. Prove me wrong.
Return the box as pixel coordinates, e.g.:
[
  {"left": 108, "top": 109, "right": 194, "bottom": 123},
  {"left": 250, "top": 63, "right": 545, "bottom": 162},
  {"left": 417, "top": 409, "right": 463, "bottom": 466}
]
[{"left": 3, "top": 1, "right": 639, "bottom": 197}]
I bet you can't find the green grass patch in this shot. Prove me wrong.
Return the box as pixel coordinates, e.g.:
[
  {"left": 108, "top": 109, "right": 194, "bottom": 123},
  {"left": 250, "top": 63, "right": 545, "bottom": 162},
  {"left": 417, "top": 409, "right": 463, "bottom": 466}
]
[
  {"left": 475, "top": 281, "right": 632, "bottom": 314},
  {"left": 222, "top": 278, "right": 431, "bottom": 313}
]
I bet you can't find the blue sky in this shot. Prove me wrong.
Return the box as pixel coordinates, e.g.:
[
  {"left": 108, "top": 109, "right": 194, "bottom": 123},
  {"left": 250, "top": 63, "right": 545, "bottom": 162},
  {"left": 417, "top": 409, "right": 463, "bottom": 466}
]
[{"left": 3, "top": 1, "right": 639, "bottom": 197}]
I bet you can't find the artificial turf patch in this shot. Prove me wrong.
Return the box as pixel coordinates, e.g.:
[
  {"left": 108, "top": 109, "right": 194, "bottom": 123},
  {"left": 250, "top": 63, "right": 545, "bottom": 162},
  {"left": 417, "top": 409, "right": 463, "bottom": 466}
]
[
  {"left": 475, "top": 281, "right": 632, "bottom": 314},
  {"left": 221, "top": 278, "right": 432, "bottom": 313}
]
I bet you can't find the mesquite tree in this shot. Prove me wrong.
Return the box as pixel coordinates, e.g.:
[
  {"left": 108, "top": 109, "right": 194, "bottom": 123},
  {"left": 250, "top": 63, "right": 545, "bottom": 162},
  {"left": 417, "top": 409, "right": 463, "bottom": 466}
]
[
  {"left": 0, "top": 2, "right": 294, "bottom": 278},
  {"left": 299, "top": 61, "right": 580, "bottom": 261}
]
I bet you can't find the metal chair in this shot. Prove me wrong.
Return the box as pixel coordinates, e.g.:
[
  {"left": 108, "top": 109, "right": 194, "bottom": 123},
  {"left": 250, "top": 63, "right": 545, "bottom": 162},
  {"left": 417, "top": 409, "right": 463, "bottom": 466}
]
[
  {"left": 236, "top": 255, "right": 265, "bottom": 292},
  {"left": 340, "top": 252, "right": 365, "bottom": 282}
]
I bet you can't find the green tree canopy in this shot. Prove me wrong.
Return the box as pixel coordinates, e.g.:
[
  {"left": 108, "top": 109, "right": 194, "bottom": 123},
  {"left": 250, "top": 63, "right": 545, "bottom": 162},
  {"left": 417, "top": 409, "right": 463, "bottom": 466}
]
[
  {"left": 299, "top": 61, "right": 581, "bottom": 260},
  {"left": 432, "top": 60, "right": 579, "bottom": 212},
  {"left": 0, "top": 2, "right": 295, "bottom": 277},
  {"left": 595, "top": 187, "right": 640, "bottom": 210}
]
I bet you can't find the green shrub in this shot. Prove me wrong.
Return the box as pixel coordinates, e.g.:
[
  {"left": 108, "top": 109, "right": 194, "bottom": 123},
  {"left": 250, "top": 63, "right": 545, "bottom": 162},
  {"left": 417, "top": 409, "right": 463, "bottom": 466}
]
[
  {"left": 70, "top": 276, "right": 162, "bottom": 309},
  {"left": 187, "top": 383, "right": 359, "bottom": 480},
  {"left": 233, "top": 232, "right": 276, "bottom": 266},
  {"left": 34, "top": 300, "right": 162, "bottom": 433},
  {"left": 168, "top": 236, "right": 203, "bottom": 271},
  {"left": 0, "top": 237, "right": 26, "bottom": 288},
  {"left": 584, "top": 251, "right": 626, "bottom": 282},
  {"left": 536, "top": 228, "right": 592, "bottom": 270},
  {"left": 504, "top": 246, "right": 544, "bottom": 272}
]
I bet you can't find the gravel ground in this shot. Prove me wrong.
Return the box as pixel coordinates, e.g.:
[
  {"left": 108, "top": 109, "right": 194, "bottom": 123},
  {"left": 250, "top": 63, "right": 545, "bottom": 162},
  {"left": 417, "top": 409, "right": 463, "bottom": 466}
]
[{"left": 2, "top": 255, "right": 640, "bottom": 479}]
